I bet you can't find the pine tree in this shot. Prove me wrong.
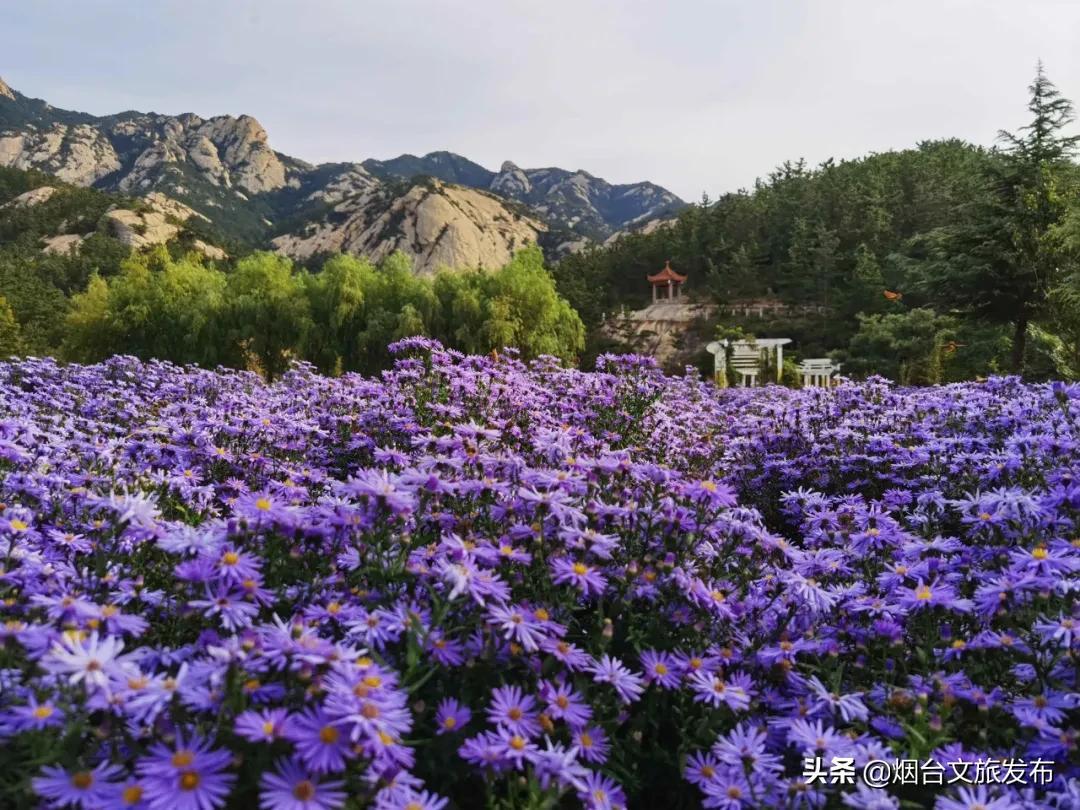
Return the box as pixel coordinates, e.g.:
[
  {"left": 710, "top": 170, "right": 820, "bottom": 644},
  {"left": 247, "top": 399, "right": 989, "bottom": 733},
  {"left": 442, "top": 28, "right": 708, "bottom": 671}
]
[{"left": 919, "top": 63, "right": 1080, "bottom": 373}]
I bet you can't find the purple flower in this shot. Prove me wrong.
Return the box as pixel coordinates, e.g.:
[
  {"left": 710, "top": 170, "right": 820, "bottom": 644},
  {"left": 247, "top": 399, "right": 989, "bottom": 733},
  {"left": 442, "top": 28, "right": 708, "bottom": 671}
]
[
  {"left": 539, "top": 679, "right": 593, "bottom": 728},
  {"left": 235, "top": 708, "right": 294, "bottom": 743},
  {"left": 688, "top": 670, "right": 755, "bottom": 711},
  {"left": 486, "top": 686, "right": 541, "bottom": 737},
  {"left": 576, "top": 771, "right": 626, "bottom": 810},
  {"left": 640, "top": 649, "right": 681, "bottom": 689},
  {"left": 33, "top": 762, "right": 124, "bottom": 809},
  {"left": 588, "top": 655, "right": 645, "bottom": 704},
  {"left": 258, "top": 757, "right": 345, "bottom": 810},
  {"left": 550, "top": 557, "right": 608, "bottom": 597},
  {"left": 573, "top": 726, "right": 611, "bottom": 764},
  {"left": 434, "top": 698, "right": 471, "bottom": 735},
  {"left": 136, "top": 730, "right": 235, "bottom": 810},
  {"left": 285, "top": 708, "right": 355, "bottom": 774}
]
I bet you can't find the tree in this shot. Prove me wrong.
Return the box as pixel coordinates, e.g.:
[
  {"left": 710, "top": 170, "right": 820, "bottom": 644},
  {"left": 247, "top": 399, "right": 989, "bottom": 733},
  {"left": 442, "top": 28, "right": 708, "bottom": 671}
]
[
  {"left": 842, "top": 308, "right": 951, "bottom": 385},
  {"left": 478, "top": 247, "right": 585, "bottom": 361},
  {"left": 303, "top": 254, "right": 371, "bottom": 374},
  {"left": 224, "top": 253, "right": 312, "bottom": 380},
  {"left": 62, "top": 249, "right": 227, "bottom": 365},
  {"left": 916, "top": 64, "right": 1080, "bottom": 373},
  {"left": 0, "top": 295, "right": 23, "bottom": 357}
]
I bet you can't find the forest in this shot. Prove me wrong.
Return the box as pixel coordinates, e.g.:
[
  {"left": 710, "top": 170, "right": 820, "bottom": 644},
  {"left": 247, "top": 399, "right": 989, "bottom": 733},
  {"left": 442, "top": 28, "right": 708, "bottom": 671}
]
[{"left": 556, "top": 66, "right": 1080, "bottom": 382}]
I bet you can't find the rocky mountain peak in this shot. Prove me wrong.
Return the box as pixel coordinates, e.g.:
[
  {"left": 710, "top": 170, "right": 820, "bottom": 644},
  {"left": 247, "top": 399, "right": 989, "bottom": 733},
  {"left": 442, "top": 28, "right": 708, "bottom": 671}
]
[
  {"left": 0, "top": 77, "right": 15, "bottom": 101},
  {"left": 499, "top": 160, "right": 520, "bottom": 173}
]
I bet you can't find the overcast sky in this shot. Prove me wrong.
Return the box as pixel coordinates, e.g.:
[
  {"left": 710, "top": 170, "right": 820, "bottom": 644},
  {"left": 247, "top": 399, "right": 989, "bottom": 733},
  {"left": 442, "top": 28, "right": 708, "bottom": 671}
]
[{"left": 6, "top": 0, "right": 1080, "bottom": 200}]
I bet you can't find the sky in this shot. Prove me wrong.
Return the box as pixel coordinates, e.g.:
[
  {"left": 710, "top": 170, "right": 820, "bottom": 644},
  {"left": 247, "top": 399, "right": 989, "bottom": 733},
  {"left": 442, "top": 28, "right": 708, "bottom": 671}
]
[{"left": 5, "top": 0, "right": 1080, "bottom": 201}]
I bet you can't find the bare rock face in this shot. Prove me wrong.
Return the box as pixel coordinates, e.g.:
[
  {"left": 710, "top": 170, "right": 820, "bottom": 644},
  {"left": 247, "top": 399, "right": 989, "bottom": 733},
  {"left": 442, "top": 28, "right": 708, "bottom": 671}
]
[
  {"left": 489, "top": 160, "right": 532, "bottom": 197},
  {"left": 192, "top": 239, "right": 228, "bottom": 261},
  {"left": 1, "top": 185, "right": 58, "bottom": 209},
  {"left": 40, "top": 233, "right": 87, "bottom": 255},
  {"left": 144, "top": 192, "right": 208, "bottom": 222},
  {"left": 0, "top": 124, "right": 121, "bottom": 186},
  {"left": 601, "top": 301, "right": 718, "bottom": 371},
  {"left": 0, "top": 77, "right": 14, "bottom": 101},
  {"left": 274, "top": 180, "right": 544, "bottom": 274},
  {"left": 603, "top": 216, "right": 677, "bottom": 246},
  {"left": 197, "top": 115, "right": 285, "bottom": 193},
  {"left": 305, "top": 164, "right": 379, "bottom": 205},
  {"left": 101, "top": 208, "right": 180, "bottom": 249},
  {"left": 112, "top": 114, "right": 287, "bottom": 195}
]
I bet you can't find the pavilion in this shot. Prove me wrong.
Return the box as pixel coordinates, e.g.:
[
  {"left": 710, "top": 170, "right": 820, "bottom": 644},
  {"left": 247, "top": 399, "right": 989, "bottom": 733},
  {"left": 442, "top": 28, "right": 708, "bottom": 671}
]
[{"left": 647, "top": 260, "right": 686, "bottom": 302}]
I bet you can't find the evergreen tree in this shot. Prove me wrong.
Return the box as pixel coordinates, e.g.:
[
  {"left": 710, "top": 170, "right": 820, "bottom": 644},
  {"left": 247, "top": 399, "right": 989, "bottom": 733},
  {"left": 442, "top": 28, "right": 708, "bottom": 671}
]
[{"left": 917, "top": 64, "right": 1080, "bottom": 372}]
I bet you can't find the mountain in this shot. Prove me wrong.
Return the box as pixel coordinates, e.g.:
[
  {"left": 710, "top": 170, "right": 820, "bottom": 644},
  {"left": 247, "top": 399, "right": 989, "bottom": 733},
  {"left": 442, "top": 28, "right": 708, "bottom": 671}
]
[
  {"left": 271, "top": 178, "right": 544, "bottom": 274},
  {"left": 0, "top": 165, "right": 227, "bottom": 260},
  {"left": 0, "top": 76, "right": 685, "bottom": 269},
  {"left": 363, "top": 152, "right": 685, "bottom": 240}
]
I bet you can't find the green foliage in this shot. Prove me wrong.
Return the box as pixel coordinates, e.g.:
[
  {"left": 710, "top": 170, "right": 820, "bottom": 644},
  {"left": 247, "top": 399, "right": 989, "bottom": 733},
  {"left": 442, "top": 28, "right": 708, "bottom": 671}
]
[
  {"left": 908, "top": 64, "right": 1080, "bottom": 373},
  {"left": 0, "top": 294, "right": 23, "bottom": 356},
  {"left": 63, "top": 248, "right": 228, "bottom": 365},
  {"left": 841, "top": 308, "right": 952, "bottom": 385},
  {"left": 223, "top": 253, "right": 312, "bottom": 380},
  {"left": 553, "top": 139, "right": 994, "bottom": 342}
]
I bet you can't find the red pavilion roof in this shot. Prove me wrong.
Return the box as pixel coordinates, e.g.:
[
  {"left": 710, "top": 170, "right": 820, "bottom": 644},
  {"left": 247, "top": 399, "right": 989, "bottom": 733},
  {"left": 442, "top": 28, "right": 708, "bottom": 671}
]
[{"left": 647, "top": 260, "right": 687, "bottom": 285}]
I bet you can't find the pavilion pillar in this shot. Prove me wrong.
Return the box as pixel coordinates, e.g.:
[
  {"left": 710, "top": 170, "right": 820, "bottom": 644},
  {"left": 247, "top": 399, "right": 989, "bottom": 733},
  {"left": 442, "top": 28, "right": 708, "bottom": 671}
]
[
  {"left": 775, "top": 343, "right": 783, "bottom": 382},
  {"left": 652, "top": 285, "right": 657, "bottom": 303}
]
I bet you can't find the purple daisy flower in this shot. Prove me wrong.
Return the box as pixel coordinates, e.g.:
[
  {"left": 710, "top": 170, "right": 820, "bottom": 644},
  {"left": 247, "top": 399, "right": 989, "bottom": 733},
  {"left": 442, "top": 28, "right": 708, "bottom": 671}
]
[
  {"left": 33, "top": 762, "right": 124, "bottom": 809},
  {"left": 434, "top": 698, "right": 471, "bottom": 735},
  {"left": 136, "top": 731, "right": 235, "bottom": 810},
  {"left": 285, "top": 707, "right": 355, "bottom": 774},
  {"left": 486, "top": 685, "right": 541, "bottom": 737},
  {"left": 258, "top": 757, "right": 346, "bottom": 810}
]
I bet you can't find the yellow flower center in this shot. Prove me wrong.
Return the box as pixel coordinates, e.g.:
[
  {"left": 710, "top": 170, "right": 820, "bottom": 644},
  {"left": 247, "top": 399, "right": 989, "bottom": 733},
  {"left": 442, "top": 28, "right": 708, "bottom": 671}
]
[
  {"left": 71, "top": 772, "right": 93, "bottom": 790},
  {"left": 293, "top": 781, "right": 316, "bottom": 801},
  {"left": 222, "top": 552, "right": 240, "bottom": 566},
  {"left": 9, "top": 519, "right": 27, "bottom": 532},
  {"left": 1032, "top": 547, "right": 1048, "bottom": 560},
  {"left": 319, "top": 726, "right": 339, "bottom": 744},
  {"left": 179, "top": 771, "right": 200, "bottom": 791},
  {"left": 509, "top": 735, "right": 526, "bottom": 751},
  {"left": 255, "top": 498, "right": 271, "bottom": 511},
  {"left": 442, "top": 716, "right": 457, "bottom": 729},
  {"left": 508, "top": 707, "right": 523, "bottom": 721},
  {"left": 122, "top": 785, "right": 143, "bottom": 805},
  {"left": 580, "top": 732, "right": 593, "bottom": 747},
  {"left": 172, "top": 751, "right": 194, "bottom": 767},
  {"left": 915, "top": 585, "right": 932, "bottom": 601},
  {"left": 573, "top": 562, "right": 588, "bottom": 575},
  {"left": 32, "top": 705, "right": 53, "bottom": 719}
]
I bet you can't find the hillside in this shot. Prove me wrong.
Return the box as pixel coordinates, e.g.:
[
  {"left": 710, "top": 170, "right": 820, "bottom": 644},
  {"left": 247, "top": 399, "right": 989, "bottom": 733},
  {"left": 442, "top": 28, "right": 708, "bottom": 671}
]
[{"left": 0, "top": 77, "right": 684, "bottom": 267}]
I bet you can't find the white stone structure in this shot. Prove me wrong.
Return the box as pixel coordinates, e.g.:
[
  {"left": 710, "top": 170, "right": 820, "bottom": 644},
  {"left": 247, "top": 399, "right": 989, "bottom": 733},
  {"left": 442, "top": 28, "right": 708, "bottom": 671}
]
[
  {"left": 798, "top": 358, "right": 842, "bottom": 388},
  {"left": 706, "top": 338, "right": 792, "bottom": 386}
]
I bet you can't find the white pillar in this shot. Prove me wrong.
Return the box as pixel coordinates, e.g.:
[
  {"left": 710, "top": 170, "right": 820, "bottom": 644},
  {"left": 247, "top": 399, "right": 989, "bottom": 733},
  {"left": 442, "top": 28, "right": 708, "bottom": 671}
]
[
  {"left": 652, "top": 285, "right": 656, "bottom": 303},
  {"left": 775, "top": 344, "right": 783, "bottom": 383}
]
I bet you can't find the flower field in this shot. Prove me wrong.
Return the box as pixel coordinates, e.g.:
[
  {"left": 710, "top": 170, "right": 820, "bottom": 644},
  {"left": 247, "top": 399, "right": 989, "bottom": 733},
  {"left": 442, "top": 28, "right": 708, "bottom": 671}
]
[{"left": 1, "top": 340, "right": 1078, "bottom": 810}]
